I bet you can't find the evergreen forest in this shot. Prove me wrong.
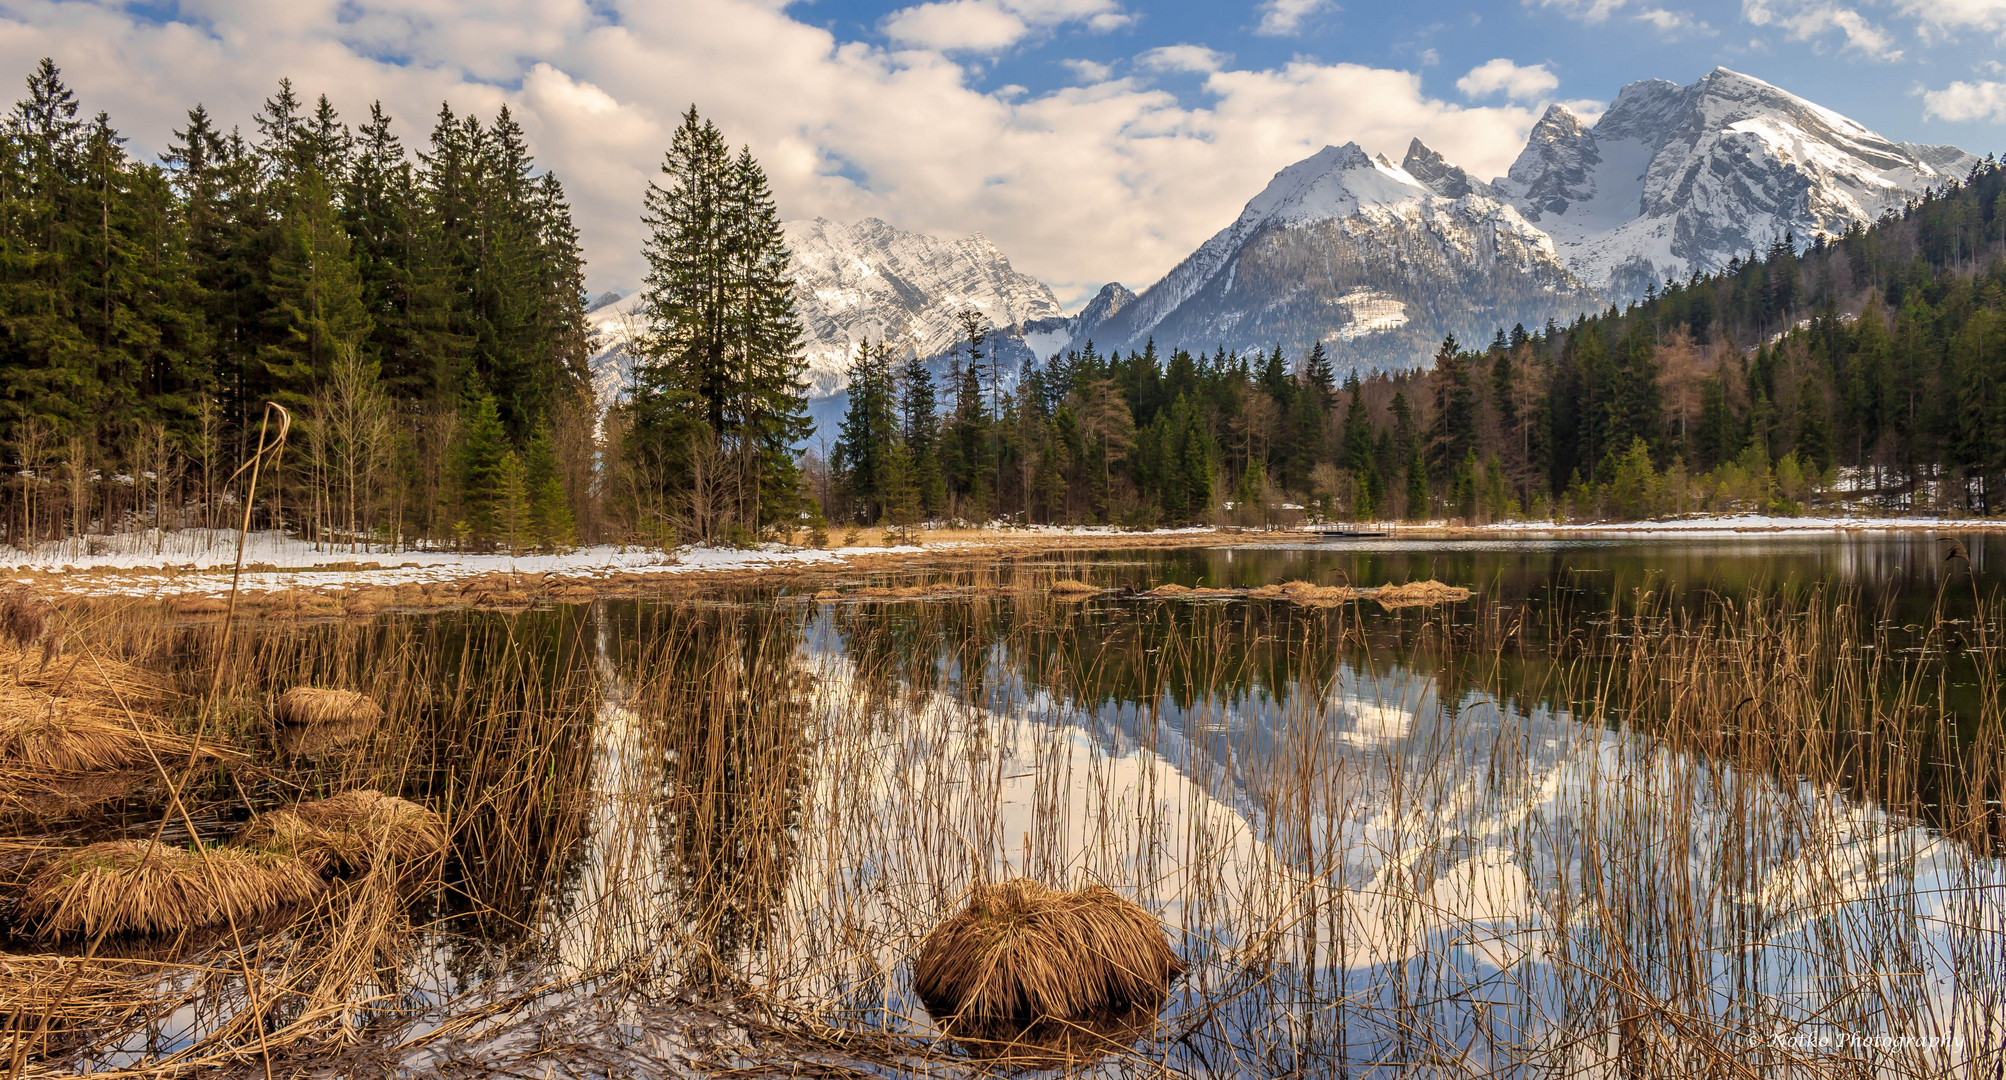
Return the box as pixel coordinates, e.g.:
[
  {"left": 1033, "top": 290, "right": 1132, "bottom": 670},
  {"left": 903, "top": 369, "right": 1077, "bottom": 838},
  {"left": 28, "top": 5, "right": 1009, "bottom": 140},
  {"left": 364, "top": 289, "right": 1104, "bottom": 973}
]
[
  {"left": 828, "top": 153, "right": 2006, "bottom": 528},
  {"left": 0, "top": 58, "right": 607, "bottom": 553},
  {"left": 7, "top": 50, "right": 2006, "bottom": 551}
]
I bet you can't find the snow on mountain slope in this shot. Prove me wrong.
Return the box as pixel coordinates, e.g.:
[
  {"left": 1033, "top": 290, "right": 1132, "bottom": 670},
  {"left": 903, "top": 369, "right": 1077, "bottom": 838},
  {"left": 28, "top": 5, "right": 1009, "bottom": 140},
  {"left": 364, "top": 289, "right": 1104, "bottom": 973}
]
[
  {"left": 1497, "top": 68, "right": 1978, "bottom": 297},
  {"left": 586, "top": 290, "right": 642, "bottom": 412},
  {"left": 586, "top": 219, "right": 1065, "bottom": 431},
  {"left": 784, "top": 217, "right": 1063, "bottom": 398},
  {"left": 1094, "top": 143, "right": 1591, "bottom": 369}
]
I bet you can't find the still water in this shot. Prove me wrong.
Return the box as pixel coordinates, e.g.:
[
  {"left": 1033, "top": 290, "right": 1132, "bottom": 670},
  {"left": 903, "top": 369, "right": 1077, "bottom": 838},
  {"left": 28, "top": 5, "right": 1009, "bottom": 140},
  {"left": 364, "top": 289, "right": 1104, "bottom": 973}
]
[{"left": 86, "top": 533, "right": 2006, "bottom": 1074}]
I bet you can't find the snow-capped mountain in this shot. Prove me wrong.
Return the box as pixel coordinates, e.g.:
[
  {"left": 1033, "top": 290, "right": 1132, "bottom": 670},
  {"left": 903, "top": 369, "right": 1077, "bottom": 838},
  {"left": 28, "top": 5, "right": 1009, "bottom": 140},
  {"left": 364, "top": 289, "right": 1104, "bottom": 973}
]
[
  {"left": 1090, "top": 142, "right": 1592, "bottom": 370},
  {"left": 1496, "top": 67, "right": 1978, "bottom": 296},
  {"left": 586, "top": 218, "right": 1064, "bottom": 436},
  {"left": 785, "top": 217, "right": 1063, "bottom": 399},
  {"left": 588, "top": 68, "right": 1980, "bottom": 417}
]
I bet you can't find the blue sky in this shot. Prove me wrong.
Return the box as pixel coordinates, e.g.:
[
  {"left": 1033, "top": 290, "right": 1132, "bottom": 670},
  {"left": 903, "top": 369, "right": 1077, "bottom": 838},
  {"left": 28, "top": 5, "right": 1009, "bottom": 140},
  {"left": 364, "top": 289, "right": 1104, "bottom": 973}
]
[{"left": 1, "top": 0, "right": 2000, "bottom": 304}]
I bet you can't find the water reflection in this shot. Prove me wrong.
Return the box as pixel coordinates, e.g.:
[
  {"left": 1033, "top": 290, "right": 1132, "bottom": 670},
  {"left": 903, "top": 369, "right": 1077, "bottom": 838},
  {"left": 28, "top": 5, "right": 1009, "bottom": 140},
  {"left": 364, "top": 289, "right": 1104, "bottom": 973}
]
[
  {"left": 57, "top": 533, "right": 2002, "bottom": 1074},
  {"left": 508, "top": 572, "right": 2001, "bottom": 1074}
]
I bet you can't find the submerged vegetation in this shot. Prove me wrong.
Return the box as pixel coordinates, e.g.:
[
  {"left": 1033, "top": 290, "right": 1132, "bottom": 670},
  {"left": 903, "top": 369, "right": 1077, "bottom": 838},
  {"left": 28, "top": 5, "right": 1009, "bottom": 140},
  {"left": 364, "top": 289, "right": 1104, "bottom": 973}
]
[{"left": 0, "top": 548, "right": 1996, "bottom": 1075}]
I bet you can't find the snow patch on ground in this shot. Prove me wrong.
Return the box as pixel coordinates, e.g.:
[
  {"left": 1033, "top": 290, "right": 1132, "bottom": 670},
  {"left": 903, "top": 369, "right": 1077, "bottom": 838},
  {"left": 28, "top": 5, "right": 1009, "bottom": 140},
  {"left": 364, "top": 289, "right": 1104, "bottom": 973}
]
[
  {"left": 1489, "top": 515, "right": 1995, "bottom": 533},
  {"left": 2, "top": 530, "right": 893, "bottom": 599}
]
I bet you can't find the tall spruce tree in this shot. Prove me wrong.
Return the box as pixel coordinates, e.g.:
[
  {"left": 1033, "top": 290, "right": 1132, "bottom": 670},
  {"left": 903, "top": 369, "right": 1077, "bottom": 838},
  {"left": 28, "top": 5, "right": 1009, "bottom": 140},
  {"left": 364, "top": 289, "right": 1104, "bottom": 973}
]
[{"left": 632, "top": 107, "right": 806, "bottom": 533}]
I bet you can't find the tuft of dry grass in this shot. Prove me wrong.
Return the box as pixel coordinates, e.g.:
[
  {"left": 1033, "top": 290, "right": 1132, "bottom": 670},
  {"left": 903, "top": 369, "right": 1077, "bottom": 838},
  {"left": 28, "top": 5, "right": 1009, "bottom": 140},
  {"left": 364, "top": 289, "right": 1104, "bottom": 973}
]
[
  {"left": 273, "top": 686, "right": 385, "bottom": 727},
  {"left": 17, "top": 839, "right": 326, "bottom": 938},
  {"left": 1046, "top": 579, "right": 1102, "bottom": 598},
  {"left": 913, "top": 879, "right": 1184, "bottom": 1060},
  {"left": 233, "top": 789, "right": 446, "bottom": 875},
  {"left": 0, "top": 953, "right": 157, "bottom": 1063},
  {"left": 1143, "top": 578, "right": 1471, "bottom": 609}
]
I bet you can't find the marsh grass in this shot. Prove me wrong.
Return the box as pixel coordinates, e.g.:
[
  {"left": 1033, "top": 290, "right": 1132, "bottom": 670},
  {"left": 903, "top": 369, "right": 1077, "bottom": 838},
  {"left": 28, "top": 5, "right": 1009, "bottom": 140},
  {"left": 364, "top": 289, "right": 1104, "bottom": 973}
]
[{"left": 0, "top": 563, "right": 2001, "bottom": 1077}]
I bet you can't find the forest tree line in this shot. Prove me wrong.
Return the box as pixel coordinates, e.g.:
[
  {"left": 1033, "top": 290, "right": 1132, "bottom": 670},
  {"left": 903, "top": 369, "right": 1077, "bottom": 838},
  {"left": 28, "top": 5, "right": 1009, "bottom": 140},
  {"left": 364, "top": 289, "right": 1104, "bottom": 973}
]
[
  {"left": 6, "top": 49, "right": 2006, "bottom": 550},
  {"left": 0, "top": 60, "right": 810, "bottom": 552},
  {"left": 825, "top": 152, "right": 2006, "bottom": 528},
  {"left": 0, "top": 59, "right": 600, "bottom": 551}
]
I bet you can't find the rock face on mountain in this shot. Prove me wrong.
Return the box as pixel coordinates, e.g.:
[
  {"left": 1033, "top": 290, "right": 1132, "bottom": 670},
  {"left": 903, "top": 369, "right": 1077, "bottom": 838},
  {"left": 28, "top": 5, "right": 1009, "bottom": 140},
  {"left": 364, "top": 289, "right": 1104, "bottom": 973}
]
[
  {"left": 783, "top": 217, "right": 1063, "bottom": 398},
  {"left": 1090, "top": 143, "right": 1591, "bottom": 371},
  {"left": 587, "top": 68, "right": 1977, "bottom": 428},
  {"left": 1494, "top": 67, "right": 1978, "bottom": 297},
  {"left": 587, "top": 218, "right": 1064, "bottom": 434}
]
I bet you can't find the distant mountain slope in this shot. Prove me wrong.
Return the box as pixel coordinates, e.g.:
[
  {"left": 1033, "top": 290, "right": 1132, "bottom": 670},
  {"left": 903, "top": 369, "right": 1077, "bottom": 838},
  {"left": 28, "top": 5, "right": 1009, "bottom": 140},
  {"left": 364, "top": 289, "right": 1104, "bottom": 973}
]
[
  {"left": 1091, "top": 143, "right": 1592, "bottom": 371},
  {"left": 1495, "top": 67, "right": 1978, "bottom": 296},
  {"left": 784, "top": 217, "right": 1063, "bottom": 398},
  {"left": 588, "top": 218, "right": 1065, "bottom": 438}
]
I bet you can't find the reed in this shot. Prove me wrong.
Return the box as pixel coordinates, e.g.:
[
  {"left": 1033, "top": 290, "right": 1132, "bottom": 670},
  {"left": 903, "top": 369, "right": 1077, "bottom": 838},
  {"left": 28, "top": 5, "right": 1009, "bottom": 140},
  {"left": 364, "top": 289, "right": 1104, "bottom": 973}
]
[
  {"left": 913, "top": 879, "right": 1184, "bottom": 1059},
  {"left": 271, "top": 686, "right": 383, "bottom": 727},
  {"left": 17, "top": 839, "right": 325, "bottom": 938},
  {"left": 233, "top": 789, "right": 445, "bottom": 875}
]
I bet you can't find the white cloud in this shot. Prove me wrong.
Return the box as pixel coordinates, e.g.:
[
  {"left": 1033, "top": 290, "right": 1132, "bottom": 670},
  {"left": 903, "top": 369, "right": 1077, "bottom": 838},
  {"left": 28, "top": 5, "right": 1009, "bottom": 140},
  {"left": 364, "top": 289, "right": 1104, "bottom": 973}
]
[
  {"left": 1742, "top": 0, "right": 1902, "bottom": 60},
  {"left": 1632, "top": 8, "right": 1714, "bottom": 34},
  {"left": 883, "top": 1, "right": 1030, "bottom": 51},
  {"left": 0, "top": 0, "right": 1545, "bottom": 307},
  {"left": 1255, "top": 0, "right": 1330, "bottom": 37},
  {"left": 1529, "top": 0, "right": 1628, "bottom": 25},
  {"left": 881, "top": 0, "right": 1128, "bottom": 52},
  {"left": 1061, "top": 57, "right": 1114, "bottom": 82},
  {"left": 1893, "top": 0, "right": 2006, "bottom": 32},
  {"left": 1418, "top": 47, "right": 1441, "bottom": 66},
  {"left": 1923, "top": 79, "right": 2006, "bottom": 122},
  {"left": 1137, "top": 44, "right": 1227, "bottom": 73},
  {"left": 1456, "top": 58, "right": 1560, "bottom": 102}
]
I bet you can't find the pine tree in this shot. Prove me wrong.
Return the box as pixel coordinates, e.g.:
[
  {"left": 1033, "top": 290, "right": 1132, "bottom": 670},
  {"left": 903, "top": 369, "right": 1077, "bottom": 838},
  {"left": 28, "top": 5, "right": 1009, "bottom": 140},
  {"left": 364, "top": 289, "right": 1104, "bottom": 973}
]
[
  {"left": 493, "top": 448, "right": 533, "bottom": 554},
  {"left": 524, "top": 424, "right": 575, "bottom": 550},
  {"left": 262, "top": 166, "right": 370, "bottom": 404},
  {"left": 1303, "top": 339, "right": 1336, "bottom": 411},
  {"left": 450, "top": 388, "right": 510, "bottom": 548},
  {"left": 1406, "top": 443, "right": 1430, "bottom": 521},
  {"left": 832, "top": 341, "right": 896, "bottom": 521},
  {"left": 633, "top": 107, "right": 806, "bottom": 533}
]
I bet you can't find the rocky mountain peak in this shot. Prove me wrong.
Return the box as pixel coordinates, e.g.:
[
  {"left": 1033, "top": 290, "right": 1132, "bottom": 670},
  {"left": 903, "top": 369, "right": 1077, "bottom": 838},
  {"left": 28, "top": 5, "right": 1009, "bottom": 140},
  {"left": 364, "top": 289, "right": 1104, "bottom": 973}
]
[
  {"left": 1492, "top": 68, "right": 1976, "bottom": 298},
  {"left": 1502, "top": 106, "right": 1601, "bottom": 222},
  {"left": 1401, "top": 139, "right": 1493, "bottom": 200}
]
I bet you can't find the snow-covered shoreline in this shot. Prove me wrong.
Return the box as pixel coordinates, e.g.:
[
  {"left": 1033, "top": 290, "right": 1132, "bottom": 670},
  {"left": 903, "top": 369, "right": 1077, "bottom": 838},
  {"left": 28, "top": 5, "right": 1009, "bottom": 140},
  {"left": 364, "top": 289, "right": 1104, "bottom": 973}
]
[
  {"left": 1477, "top": 514, "right": 1998, "bottom": 535},
  {"left": 4, "top": 517, "right": 1993, "bottom": 602}
]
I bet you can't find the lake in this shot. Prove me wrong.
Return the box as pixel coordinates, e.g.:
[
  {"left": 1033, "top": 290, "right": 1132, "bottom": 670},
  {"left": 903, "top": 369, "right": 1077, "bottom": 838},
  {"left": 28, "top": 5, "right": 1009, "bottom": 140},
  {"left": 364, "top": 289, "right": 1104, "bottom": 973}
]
[{"left": 23, "top": 531, "right": 2006, "bottom": 1076}]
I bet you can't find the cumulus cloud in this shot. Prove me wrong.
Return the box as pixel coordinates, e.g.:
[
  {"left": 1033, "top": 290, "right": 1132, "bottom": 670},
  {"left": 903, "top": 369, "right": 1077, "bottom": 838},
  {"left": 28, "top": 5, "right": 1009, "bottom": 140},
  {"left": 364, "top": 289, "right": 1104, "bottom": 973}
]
[
  {"left": 1254, "top": 0, "right": 1330, "bottom": 37},
  {"left": 1534, "top": 0, "right": 1712, "bottom": 35},
  {"left": 883, "top": 1, "right": 1030, "bottom": 51},
  {"left": 1528, "top": 0, "right": 1628, "bottom": 25},
  {"left": 882, "top": 0, "right": 1129, "bottom": 52},
  {"left": 1137, "top": 44, "right": 1227, "bottom": 73},
  {"left": 1456, "top": 59, "right": 1560, "bottom": 102},
  {"left": 1923, "top": 79, "right": 2006, "bottom": 122},
  {"left": 1893, "top": 0, "right": 2006, "bottom": 33},
  {"left": 1742, "top": 0, "right": 1902, "bottom": 60},
  {"left": 1632, "top": 8, "right": 1714, "bottom": 34},
  {"left": 1061, "top": 57, "right": 1114, "bottom": 82},
  {"left": 0, "top": 0, "right": 1545, "bottom": 305}
]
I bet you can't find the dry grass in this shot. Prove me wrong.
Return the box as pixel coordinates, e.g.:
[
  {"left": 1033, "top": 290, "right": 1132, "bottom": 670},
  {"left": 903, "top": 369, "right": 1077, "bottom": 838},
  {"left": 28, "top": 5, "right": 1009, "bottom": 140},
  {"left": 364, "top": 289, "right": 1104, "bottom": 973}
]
[
  {"left": 1045, "top": 579, "right": 1102, "bottom": 598},
  {"left": 232, "top": 789, "right": 446, "bottom": 875},
  {"left": 1143, "top": 578, "right": 1471, "bottom": 609},
  {"left": 273, "top": 687, "right": 384, "bottom": 727},
  {"left": 913, "top": 879, "right": 1184, "bottom": 1060},
  {"left": 273, "top": 714, "right": 379, "bottom": 758},
  {"left": 0, "top": 953, "right": 157, "bottom": 1063},
  {"left": 17, "top": 839, "right": 326, "bottom": 938}
]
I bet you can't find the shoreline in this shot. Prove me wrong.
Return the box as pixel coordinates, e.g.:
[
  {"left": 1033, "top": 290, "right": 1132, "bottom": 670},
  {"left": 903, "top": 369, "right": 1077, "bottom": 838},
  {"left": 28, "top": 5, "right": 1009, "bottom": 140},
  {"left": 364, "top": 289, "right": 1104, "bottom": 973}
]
[{"left": 5, "top": 515, "right": 1992, "bottom": 610}]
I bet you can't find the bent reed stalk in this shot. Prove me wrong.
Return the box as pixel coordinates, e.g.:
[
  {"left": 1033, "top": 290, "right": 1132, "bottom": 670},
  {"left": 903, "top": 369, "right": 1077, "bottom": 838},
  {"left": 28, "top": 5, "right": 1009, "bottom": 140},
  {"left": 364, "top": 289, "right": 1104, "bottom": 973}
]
[{"left": 2, "top": 567, "right": 2001, "bottom": 1077}]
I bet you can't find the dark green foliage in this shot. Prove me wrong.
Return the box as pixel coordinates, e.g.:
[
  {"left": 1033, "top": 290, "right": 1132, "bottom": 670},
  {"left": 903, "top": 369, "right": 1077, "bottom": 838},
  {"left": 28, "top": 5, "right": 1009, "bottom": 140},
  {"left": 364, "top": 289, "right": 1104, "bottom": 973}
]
[
  {"left": 0, "top": 59, "right": 588, "bottom": 548},
  {"left": 627, "top": 107, "right": 807, "bottom": 535}
]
